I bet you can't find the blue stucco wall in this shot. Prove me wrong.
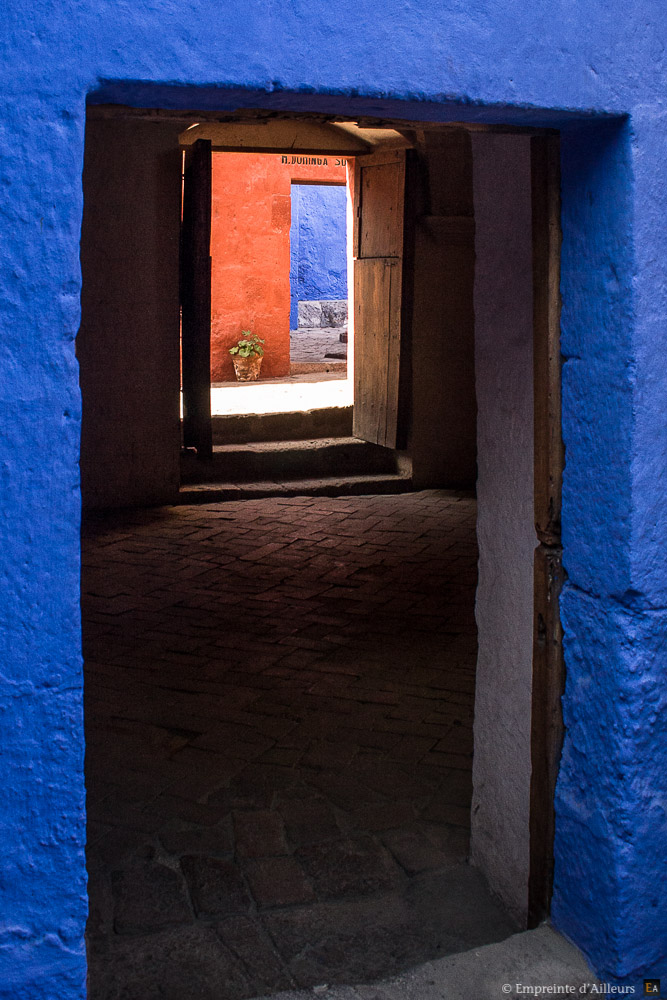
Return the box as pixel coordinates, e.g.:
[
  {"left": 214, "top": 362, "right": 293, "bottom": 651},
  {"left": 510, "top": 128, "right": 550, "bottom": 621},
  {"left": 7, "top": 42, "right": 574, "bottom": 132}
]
[
  {"left": 0, "top": 2, "right": 665, "bottom": 996},
  {"left": 289, "top": 184, "right": 347, "bottom": 328},
  {"left": 552, "top": 117, "right": 667, "bottom": 982}
]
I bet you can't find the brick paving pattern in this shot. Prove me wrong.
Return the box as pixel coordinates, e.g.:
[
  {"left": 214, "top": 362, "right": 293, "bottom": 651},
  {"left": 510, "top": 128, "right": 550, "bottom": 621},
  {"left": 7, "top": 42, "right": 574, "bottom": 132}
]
[{"left": 83, "top": 491, "right": 515, "bottom": 1000}]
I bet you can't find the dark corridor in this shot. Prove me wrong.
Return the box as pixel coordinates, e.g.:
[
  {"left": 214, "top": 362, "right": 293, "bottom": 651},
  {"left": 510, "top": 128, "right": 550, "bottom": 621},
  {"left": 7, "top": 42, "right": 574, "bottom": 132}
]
[{"left": 83, "top": 490, "right": 515, "bottom": 1000}]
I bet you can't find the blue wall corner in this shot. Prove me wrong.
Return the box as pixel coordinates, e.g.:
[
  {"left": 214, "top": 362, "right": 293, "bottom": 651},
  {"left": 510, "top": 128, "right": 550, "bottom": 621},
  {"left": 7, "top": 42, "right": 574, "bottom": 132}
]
[{"left": 289, "top": 184, "right": 347, "bottom": 328}]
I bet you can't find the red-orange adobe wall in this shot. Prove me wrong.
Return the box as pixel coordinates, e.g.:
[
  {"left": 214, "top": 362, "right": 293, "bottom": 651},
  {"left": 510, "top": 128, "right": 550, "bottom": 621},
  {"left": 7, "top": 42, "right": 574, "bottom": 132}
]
[{"left": 210, "top": 151, "right": 346, "bottom": 380}]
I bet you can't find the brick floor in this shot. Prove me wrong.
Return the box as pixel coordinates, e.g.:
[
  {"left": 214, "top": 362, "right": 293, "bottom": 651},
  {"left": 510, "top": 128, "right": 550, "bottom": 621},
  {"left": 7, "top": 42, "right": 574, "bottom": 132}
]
[{"left": 83, "top": 491, "right": 516, "bottom": 1000}]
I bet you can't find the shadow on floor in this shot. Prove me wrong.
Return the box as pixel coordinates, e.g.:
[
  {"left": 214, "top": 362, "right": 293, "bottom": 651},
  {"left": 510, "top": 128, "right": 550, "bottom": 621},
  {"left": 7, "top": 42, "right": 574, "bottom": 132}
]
[{"left": 83, "top": 491, "right": 517, "bottom": 1000}]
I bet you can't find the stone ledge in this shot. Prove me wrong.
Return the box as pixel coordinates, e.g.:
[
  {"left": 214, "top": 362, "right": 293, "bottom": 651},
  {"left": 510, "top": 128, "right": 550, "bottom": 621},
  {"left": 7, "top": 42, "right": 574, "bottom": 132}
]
[{"left": 298, "top": 300, "right": 348, "bottom": 329}]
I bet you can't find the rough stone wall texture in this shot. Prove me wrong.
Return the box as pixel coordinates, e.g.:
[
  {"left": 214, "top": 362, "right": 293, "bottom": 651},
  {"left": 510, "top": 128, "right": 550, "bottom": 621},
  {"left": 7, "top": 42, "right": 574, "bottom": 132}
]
[
  {"left": 551, "top": 119, "right": 667, "bottom": 982},
  {"left": 289, "top": 183, "right": 347, "bottom": 329},
  {"left": 0, "top": 1, "right": 665, "bottom": 996},
  {"left": 297, "top": 300, "right": 348, "bottom": 329},
  {"left": 471, "top": 133, "right": 535, "bottom": 923},
  {"left": 211, "top": 153, "right": 345, "bottom": 380}
]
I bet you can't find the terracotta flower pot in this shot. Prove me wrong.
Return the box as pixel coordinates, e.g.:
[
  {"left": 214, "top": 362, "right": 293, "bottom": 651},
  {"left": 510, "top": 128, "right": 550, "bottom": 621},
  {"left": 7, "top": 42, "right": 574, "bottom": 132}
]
[{"left": 232, "top": 354, "right": 263, "bottom": 382}]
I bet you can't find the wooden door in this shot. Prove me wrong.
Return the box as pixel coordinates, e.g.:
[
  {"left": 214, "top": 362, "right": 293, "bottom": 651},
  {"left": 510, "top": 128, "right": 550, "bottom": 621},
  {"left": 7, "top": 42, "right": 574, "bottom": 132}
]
[
  {"left": 181, "top": 138, "right": 213, "bottom": 458},
  {"left": 527, "top": 132, "right": 564, "bottom": 926},
  {"left": 353, "top": 149, "right": 407, "bottom": 448}
]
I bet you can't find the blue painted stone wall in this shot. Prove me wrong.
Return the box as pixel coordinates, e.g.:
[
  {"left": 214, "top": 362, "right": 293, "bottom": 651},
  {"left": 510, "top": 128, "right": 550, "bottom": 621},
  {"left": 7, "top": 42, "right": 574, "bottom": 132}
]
[
  {"left": 552, "top": 118, "right": 667, "bottom": 981},
  {"left": 0, "top": 1, "right": 665, "bottom": 996},
  {"left": 289, "top": 184, "right": 347, "bottom": 329}
]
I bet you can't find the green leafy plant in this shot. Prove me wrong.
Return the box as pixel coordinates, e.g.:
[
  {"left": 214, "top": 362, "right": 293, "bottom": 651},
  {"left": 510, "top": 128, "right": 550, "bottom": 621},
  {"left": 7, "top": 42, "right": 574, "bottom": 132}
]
[{"left": 229, "top": 331, "right": 265, "bottom": 359}]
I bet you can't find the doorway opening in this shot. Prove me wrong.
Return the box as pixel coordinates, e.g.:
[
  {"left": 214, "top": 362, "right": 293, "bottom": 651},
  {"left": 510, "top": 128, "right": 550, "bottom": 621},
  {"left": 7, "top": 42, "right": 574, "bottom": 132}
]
[
  {"left": 178, "top": 120, "right": 422, "bottom": 501},
  {"left": 79, "top": 104, "right": 562, "bottom": 999},
  {"left": 181, "top": 142, "right": 365, "bottom": 499},
  {"left": 205, "top": 152, "right": 351, "bottom": 382},
  {"left": 289, "top": 179, "right": 349, "bottom": 371}
]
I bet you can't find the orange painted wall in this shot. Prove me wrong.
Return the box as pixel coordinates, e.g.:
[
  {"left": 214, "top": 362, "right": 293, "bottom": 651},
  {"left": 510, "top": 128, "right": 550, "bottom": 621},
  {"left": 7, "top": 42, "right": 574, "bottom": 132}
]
[{"left": 210, "top": 152, "right": 347, "bottom": 380}]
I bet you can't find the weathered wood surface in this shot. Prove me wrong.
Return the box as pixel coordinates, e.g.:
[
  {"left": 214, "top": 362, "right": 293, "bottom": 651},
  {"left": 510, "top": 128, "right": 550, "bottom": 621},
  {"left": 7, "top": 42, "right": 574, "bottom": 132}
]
[
  {"left": 353, "top": 257, "right": 402, "bottom": 448},
  {"left": 353, "top": 150, "right": 406, "bottom": 449},
  {"left": 528, "top": 132, "right": 564, "bottom": 927}
]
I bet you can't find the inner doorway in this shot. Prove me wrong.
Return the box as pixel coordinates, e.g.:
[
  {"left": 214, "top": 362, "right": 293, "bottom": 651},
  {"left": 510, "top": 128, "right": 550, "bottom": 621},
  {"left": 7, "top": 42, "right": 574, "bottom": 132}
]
[
  {"left": 180, "top": 122, "right": 371, "bottom": 467},
  {"left": 205, "top": 150, "right": 350, "bottom": 385},
  {"left": 179, "top": 121, "right": 422, "bottom": 480},
  {"left": 289, "top": 179, "right": 348, "bottom": 369},
  {"left": 179, "top": 129, "right": 415, "bottom": 503},
  {"left": 202, "top": 151, "right": 354, "bottom": 465}
]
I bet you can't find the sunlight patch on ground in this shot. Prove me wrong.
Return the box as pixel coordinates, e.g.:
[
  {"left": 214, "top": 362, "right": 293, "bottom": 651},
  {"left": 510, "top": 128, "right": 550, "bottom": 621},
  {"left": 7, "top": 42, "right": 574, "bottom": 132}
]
[{"left": 207, "top": 377, "right": 353, "bottom": 416}]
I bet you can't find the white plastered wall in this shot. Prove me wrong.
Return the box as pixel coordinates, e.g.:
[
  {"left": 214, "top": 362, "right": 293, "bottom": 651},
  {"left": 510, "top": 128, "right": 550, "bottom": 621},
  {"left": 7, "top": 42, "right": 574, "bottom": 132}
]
[{"left": 471, "top": 133, "right": 537, "bottom": 922}]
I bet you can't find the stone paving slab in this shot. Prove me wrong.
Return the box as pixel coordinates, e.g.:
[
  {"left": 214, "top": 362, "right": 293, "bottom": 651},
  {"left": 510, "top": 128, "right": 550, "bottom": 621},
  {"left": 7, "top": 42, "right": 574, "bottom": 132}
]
[
  {"left": 291, "top": 326, "right": 348, "bottom": 363},
  {"left": 252, "top": 926, "right": 598, "bottom": 1000},
  {"left": 82, "top": 490, "right": 516, "bottom": 999}
]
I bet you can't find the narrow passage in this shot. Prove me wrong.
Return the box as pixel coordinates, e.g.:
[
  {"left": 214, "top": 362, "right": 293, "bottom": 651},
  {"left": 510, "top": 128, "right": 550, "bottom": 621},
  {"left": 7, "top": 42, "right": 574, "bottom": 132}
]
[{"left": 83, "top": 491, "right": 515, "bottom": 1000}]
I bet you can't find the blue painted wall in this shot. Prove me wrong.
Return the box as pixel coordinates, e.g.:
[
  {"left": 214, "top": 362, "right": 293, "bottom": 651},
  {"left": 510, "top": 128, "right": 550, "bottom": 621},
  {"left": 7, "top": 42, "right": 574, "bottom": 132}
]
[
  {"left": 553, "top": 118, "right": 667, "bottom": 981},
  {"left": 289, "top": 184, "right": 347, "bottom": 328},
  {"left": 0, "top": 1, "right": 665, "bottom": 996}
]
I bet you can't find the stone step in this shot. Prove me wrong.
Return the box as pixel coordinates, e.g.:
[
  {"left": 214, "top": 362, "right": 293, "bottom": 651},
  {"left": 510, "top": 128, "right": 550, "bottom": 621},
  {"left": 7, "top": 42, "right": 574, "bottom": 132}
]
[
  {"left": 181, "top": 437, "right": 398, "bottom": 484},
  {"left": 177, "top": 473, "right": 413, "bottom": 504},
  {"left": 251, "top": 925, "right": 599, "bottom": 1000},
  {"left": 211, "top": 406, "right": 352, "bottom": 444}
]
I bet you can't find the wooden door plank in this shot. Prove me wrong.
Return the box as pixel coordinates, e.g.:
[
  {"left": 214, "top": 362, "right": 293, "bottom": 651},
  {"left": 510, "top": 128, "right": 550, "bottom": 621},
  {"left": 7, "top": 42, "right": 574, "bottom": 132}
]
[
  {"left": 354, "top": 148, "right": 406, "bottom": 259},
  {"left": 181, "top": 138, "right": 213, "bottom": 458},
  {"left": 528, "top": 132, "right": 565, "bottom": 927},
  {"left": 358, "top": 160, "right": 405, "bottom": 258},
  {"left": 352, "top": 149, "right": 407, "bottom": 449},
  {"left": 353, "top": 257, "right": 402, "bottom": 447}
]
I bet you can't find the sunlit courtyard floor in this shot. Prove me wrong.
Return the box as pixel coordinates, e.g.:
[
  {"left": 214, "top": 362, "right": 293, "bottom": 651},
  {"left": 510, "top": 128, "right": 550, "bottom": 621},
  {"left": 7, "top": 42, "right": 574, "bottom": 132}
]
[{"left": 207, "top": 373, "right": 353, "bottom": 417}]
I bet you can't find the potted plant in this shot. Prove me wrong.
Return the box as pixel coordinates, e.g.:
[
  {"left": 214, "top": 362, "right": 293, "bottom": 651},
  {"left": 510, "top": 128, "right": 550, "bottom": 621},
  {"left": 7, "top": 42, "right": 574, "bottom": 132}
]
[{"left": 229, "top": 331, "right": 265, "bottom": 382}]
